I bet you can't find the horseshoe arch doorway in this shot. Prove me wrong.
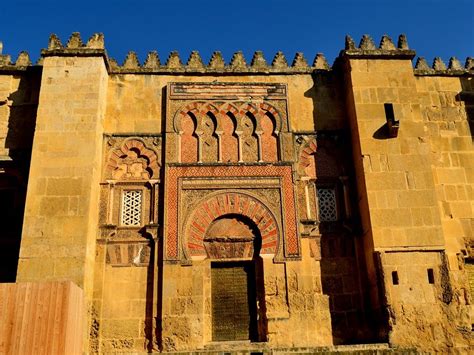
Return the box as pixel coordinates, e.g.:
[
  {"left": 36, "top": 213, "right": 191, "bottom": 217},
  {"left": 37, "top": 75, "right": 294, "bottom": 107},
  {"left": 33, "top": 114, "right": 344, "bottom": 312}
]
[{"left": 205, "top": 214, "right": 267, "bottom": 342}]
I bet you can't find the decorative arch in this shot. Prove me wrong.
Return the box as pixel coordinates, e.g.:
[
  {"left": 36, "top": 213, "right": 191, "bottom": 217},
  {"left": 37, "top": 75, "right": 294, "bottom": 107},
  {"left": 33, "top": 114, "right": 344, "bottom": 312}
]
[
  {"left": 174, "top": 101, "right": 203, "bottom": 133},
  {"left": 237, "top": 102, "right": 260, "bottom": 120},
  {"left": 200, "top": 111, "right": 218, "bottom": 162},
  {"left": 217, "top": 102, "right": 240, "bottom": 122},
  {"left": 183, "top": 191, "right": 280, "bottom": 260},
  {"left": 106, "top": 138, "right": 160, "bottom": 180},
  {"left": 218, "top": 112, "right": 238, "bottom": 162},
  {"left": 260, "top": 102, "right": 282, "bottom": 133},
  {"left": 260, "top": 112, "right": 278, "bottom": 162},
  {"left": 180, "top": 112, "right": 198, "bottom": 162},
  {"left": 298, "top": 138, "right": 317, "bottom": 179}
]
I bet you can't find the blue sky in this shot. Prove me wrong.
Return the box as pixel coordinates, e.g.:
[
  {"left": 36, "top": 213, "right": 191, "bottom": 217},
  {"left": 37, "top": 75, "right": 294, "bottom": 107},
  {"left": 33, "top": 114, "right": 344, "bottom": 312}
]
[{"left": 1, "top": 0, "right": 472, "bottom": 66}]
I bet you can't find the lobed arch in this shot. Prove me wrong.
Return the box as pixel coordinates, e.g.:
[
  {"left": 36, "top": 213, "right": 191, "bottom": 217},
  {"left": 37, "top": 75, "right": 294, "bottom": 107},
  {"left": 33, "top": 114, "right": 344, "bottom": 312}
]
[
  {"left": 259, "top": 102, "right": 282, "bottom": 133},
  {"left": 298, "top": 138, "right": 318, "bottom": 179},
  {"left": 105, "top": 138, "right": 160, "bottom": 180},
  {"left": 182, "top": 191, "right": 281, "bottom": 261},
  {"left": 173, "top": 100, "right": 284, "bottom": 163}
]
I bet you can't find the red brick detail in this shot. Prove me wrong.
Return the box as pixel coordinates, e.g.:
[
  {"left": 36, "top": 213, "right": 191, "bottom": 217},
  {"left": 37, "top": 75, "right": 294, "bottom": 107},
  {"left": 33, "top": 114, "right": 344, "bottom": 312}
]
[
  {"left": 261, "top": 112, "right": 278, "bottom": 162},
  {"left": 298, "top": 138, "right": 317, "bottom": 178},
  {"left": 238, "top": 103, "right": 259, "bottom": 118},
  {"left": 184, "top": 192, "right": 278, "bottom": 257},
  {"left": 180, "top": 113, "right": 198, "bottom": 163},
  {"left": 199, "top": 102, "right": 219, "bottom": 116},
  {"left": 220, "top": 113, "right": 238, "bottom": 162},
  {"left": 106, "top": 138, "right": 160, "bottom": 179},
  {"left": 164, "top": 165, "right": 299, "bottom": 260},
  {"left": 218, "top": 102, "right": 240, "bottom": 118}
]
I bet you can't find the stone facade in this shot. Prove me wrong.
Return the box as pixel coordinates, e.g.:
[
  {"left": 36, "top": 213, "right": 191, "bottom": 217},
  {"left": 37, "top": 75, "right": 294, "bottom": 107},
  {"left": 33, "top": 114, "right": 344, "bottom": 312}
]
[{"left": 0, "top": 33, "right": 473, "bottom": 353}]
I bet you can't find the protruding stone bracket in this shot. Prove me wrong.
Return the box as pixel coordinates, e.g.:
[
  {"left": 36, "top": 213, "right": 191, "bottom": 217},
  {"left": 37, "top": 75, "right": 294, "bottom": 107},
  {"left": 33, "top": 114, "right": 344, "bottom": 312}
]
[{"left": 384, "top": 103, "right": 399, "bottom": 138}]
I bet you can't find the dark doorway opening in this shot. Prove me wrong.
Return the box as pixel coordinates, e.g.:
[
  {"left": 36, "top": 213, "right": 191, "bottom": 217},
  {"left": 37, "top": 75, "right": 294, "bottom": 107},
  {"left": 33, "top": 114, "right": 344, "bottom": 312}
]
[{"left": 211, "top": 261, "right": 258, "bottom": 342}]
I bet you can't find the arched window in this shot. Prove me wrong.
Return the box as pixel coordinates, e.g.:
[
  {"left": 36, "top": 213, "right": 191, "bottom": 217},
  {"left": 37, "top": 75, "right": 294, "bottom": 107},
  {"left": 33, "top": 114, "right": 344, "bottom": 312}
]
[
  {"left": 220, "top": 113, "right": 238, "bottom": 162},
  {"left": 201, "top": 112, "right": 218, "bottom": 162},
  {"left": 241, "top": 112, "right": 258, "bottom": 162},
  {"left": 180, "top": 112, "right": 198, "bottom": 163},
  {"left": 260, "top": 112, "right": 278, "bottom": 162}
]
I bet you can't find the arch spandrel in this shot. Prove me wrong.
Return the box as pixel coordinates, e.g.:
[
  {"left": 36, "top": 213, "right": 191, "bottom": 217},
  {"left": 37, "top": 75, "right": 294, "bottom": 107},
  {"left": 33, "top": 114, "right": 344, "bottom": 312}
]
[
  {"left": 105, "top": 138, "right": 160, "bottom": 180},
  {"left": 182, "top": 191, "right": 281, "bottom": 261}
]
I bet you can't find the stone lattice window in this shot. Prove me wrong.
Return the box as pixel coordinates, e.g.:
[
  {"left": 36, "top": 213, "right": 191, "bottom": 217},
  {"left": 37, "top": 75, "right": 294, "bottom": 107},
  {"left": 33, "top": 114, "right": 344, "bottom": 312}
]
[
  {"left": 121, "top": 190, "right": 142, "bottom": 226},
  {"left": 317, "top": 187, "right": 337, "bottom": 222}
]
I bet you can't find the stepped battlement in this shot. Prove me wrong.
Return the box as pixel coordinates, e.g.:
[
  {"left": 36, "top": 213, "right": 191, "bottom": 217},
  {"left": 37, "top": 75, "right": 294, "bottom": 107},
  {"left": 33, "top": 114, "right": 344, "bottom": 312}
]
[{"left": 0, "top": 32, "right": 472, "bottom": 76}]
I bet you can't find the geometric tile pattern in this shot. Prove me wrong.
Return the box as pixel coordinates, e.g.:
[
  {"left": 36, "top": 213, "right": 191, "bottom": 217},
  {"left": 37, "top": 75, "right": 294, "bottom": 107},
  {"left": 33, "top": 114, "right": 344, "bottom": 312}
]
[
  {"left": 317, "top": 187, "right": 337, "bottom": 222},
  {"left": 121, "top": 190, "right": 142, "bottom": 226}
]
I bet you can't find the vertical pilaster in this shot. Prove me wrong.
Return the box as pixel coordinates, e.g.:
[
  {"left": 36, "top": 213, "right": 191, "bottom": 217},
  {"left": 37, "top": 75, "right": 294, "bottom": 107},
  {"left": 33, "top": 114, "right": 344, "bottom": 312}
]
[{"left": 17, "top": 33, "right": 108, "bottom": 303}]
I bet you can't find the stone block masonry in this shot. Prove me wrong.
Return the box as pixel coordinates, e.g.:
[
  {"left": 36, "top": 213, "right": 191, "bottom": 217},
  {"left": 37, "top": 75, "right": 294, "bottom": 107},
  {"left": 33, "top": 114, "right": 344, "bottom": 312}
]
[{"left": 0, "top": 32, "right": 472, "bottom": 353}]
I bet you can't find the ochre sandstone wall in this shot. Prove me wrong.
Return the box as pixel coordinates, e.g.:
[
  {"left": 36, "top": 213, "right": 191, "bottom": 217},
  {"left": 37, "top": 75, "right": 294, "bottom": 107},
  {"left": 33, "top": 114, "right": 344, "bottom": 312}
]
[
  {"left": 0, "top": 33, "right": 472, "bottom": 354},
  {"left": 344, "top": 35, "right": 472, "bottom": 351}
]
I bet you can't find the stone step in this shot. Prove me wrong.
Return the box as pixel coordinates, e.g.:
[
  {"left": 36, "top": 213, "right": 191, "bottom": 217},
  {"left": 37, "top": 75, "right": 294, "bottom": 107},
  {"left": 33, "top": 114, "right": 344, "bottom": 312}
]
[{"left": 160, "top": 343, "right": 419, "bottom": 355}]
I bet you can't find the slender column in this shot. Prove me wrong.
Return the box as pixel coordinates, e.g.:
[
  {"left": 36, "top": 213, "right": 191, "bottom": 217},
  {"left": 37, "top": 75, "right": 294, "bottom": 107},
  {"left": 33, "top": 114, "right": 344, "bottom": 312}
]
[
  {"left": 256, "top": 131, "right": 263, "bottom": 162},
  {"left": 107, "top": 181, "right": 115, "bottom": 225},
  {"left": 236, "top": 132, "right": 243, "bottom": 162},
  {"left": 339, "top": 176, "right": 351, "bottom": 219},
  {"left": 304, "top": 180, "right": 312, "bottom": 219}
]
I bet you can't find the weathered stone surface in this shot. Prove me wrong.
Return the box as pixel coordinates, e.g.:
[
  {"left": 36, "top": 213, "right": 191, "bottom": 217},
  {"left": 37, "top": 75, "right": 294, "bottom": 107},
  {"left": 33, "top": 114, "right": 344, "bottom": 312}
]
[{"left": 0, "top": 32, "right": 472, "bottom": 354}]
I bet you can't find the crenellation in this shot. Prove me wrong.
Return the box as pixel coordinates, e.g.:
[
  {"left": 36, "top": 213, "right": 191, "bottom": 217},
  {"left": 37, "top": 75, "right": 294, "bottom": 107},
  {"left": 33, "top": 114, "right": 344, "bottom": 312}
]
[
  {"left": 48, "top": 33, "right": 62, "bottom": 49},
  {"left": 415, "top": 57, "right": 432, "bottom": 71},
  {"left": 312, "top": 53, "right": 330, "bottom": 70},
  {"left": 465, "top": 57, "right": 473, "bottom": 70},
  {"left": 345, "top": 35, "right": 356, "bottom": 50},
  {"left": 359, "top": 34, "right": 377, "bottom": 50},
  {"left": 108, "top": 57, "right": 120, "bottom": 71},
  {"left": 229, "top": 50, "right": 247, "bottom": 70},
  {"left": 186, "top": 50, "right": 205, "bottom": 70},
  {"left": 143, "top": 50, "right": 160, "bottom": 69},
  {"left": 165, "top": 50, "right": 183, "bottom": 69},
  {"left": 291, "top": 52, "right": 309, "bottom": 69},
  {"left": 414, "top": 56, "right": 472, "bottom": 76},
  {"left": 342, "top": 34, "right": 416, "bottom": 60},
  {"left": 86, "top": 33, "right": 105, "bottom": 49},
  {"left": 271, "top": 51, "right": 288, "bottom": 69},
  {"left": 379, "top": 35, "right": 396, "bottom": 50},
  {"left": 433, "top": 57, "right": 447, "bottom": 71},
  {"left": 0, "top": 53, "right": 11, "bottom": 66},
  {"left": 66, "top": 32, "right": 83, "bottom": 48},
  {"left": 448, "top": 56, "right": 463, "bottom": 71},
  {"left": 15, "top": 51, "right": 31, "bottom": 66},
  {"left": 397, "top": 34, "right": 409, "bottom": 49},
  {"left": 250, "top": 50, "right": 268, "bottom": 70},
  {"left": 122, "top": 51, "right": 140, "bottom": 69},
  {"left": 208, "top": 51, "right": 225, "bottom": 69}
]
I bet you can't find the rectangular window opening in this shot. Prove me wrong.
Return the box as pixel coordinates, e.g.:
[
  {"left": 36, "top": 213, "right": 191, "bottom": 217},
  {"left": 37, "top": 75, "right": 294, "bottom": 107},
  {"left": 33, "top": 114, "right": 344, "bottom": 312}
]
[
  {"left": 427, "top": 268, "right": 435, "bottom": 284},
  {"left": 391, "top": 271, "right": 399, "bottom": 285}
]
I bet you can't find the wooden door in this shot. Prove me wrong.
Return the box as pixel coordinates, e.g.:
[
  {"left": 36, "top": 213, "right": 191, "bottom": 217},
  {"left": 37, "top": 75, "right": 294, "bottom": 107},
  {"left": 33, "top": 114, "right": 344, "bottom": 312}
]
[{"left": 211, "top": 261, "right": 258, "bottom": 341}]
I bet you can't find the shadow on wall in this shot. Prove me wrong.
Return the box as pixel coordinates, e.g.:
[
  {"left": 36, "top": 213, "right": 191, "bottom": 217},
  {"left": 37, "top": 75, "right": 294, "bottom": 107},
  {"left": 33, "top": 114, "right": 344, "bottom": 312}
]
[
  {"left": 0, "top": 67, "right": 40, "bottom": 283},
  {"left": 458, "top": 76, "right": 474, "bottom": 267},
  {"left": 303, "top": 70, "right": 346, "bottom": 131},
  {"left": 459, "top": 76, "right": 474, "bottom": 141}
]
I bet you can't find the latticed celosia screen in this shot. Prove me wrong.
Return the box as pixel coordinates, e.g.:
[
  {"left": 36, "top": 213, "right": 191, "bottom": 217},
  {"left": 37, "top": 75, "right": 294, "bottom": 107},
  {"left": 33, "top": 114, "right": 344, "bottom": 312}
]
[
  {"left": 121, "top": 190, "right": 142, "bottom": 226},
  {"left": 317, "top": 187, "right": 337, "bottom": 222}
]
